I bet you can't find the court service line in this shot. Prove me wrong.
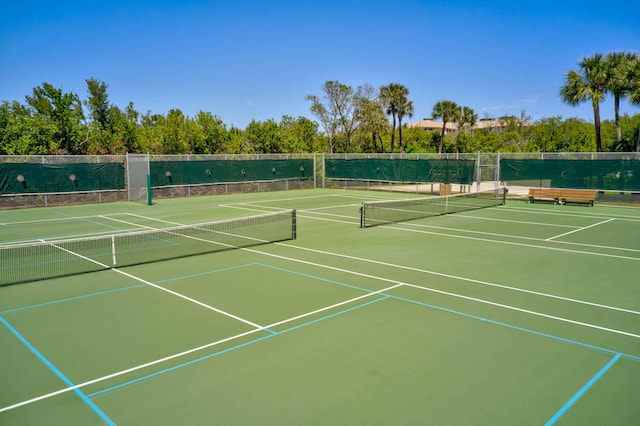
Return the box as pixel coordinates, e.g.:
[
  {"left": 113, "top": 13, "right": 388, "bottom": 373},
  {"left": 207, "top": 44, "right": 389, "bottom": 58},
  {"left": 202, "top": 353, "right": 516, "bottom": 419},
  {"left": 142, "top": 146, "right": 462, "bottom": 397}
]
[
  {"left": 230, "top": 246, "right": 640, "bottom": 338},
  {"left": 501, "top": 205, "right": 640, "bottom": 222},
  {"left": 0, "top": 212, "right": 132, "bottom": 226},
  {"left": 220, "top": 202, "right": 640, "bottom": 256},
  {"left": 546, "top": 218, "right": 615, "bottom": 241},
  {"left": 98, "top": 214, "right": 165, "bottom": 229},
  {"left": 403, "top": 282, "right": 640, "bottom": 338},
  {"left": 274, "top": 241, "right": 640, "bottom": 316},
  {"left": 452, "top": 213, "right": 580, "bottom": 228},
  {"left": 137, "top": 211, "right": 640, "bottom": 337},
  {"left": 38, "top": 239, "right": 266, "bottom": 330},
  {"left": 87, "top": 296, "right": 390, "bottom": 398},
  {"left": 51, "top": 210, "right": 125, "bottom": 231},
  {"left": 126, "top": 211, "right": 640, "bottom": 317},
  {"left": 218, "top": 192, "right": 397, "bottom": 206},
  {"left": 386, "top": 222, "right": 640, "bottom": 261},
  {"left": 92, "top": 290, "right": 640, "bottom": 399},
  {"left": 0, "top": 284, "right": 401, "bottom": 415},
  {"left": 403, "top": 220, "right": 640, "bottom": 254},
  {"left": 112, "top": 217, "right": 640, "bottom": 342}
]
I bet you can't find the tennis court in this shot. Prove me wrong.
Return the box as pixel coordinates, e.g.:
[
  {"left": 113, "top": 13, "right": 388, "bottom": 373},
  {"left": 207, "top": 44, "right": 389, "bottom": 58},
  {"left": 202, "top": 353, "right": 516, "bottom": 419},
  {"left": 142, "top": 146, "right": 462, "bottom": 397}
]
[{"left": 1, "top": 188, "right": 639, "bottom": 425}]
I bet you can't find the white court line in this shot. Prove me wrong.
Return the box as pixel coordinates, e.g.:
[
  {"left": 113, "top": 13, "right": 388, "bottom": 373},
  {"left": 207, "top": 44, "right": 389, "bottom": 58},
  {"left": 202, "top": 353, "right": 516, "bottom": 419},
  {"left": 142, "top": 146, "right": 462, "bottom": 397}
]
[
  {"left": 38, "top": 239, "right": 265, "bottom": 330},
  {"left": 4, "top": 231, "right": 638, "bottom": 414},
  {"left": 220, "top": 202, "right": 640, "bottom": 257},
  {"left": 273, "top": 241, "right": 640, "bottom": 316},
  {"left": 388, "top": 221, "right": 640, "bottom": 261},
  {"left": 220, "top": 201, "right": 362, "bottom": 213},
  {"left": 0, "top": 283, "right": 401, "bottom": 414},
  {"left": 240, "top": 247, "right": 640, "bottom": 338},
  {"left": 125, "top": 213, "right": 640, "bottom": 317},
  {"left": 0, "top": 213, "right": 132, "bottom": 226},
  {"left": 98, "top": 214, "right": 159, "bottom": 229},
  {"left": 208, "top": 206, "right": 640, "bottom": 315},
  {"left": 453, "top": 213, "right": 580, "bottom": 228},
  {"left": 501, "top": 205, "right": 640, "bottom": 222},
  {"left": 546, "top": 218, "right": 615, "bottom": 241},
  {"left": 400, "top": 220, "right": 640, "bottom": 254},
  {"left": 404, "top": 281, "right": 640, "bottom": 339},
  {"left": 0, "top": 228, "right": 139, "bottom": 247},
  {"left": 400, "top": 215, "right": 640, "bottom": 253},
  {"left": 5, "top": 210, "right": 637, "bottom": 414}
]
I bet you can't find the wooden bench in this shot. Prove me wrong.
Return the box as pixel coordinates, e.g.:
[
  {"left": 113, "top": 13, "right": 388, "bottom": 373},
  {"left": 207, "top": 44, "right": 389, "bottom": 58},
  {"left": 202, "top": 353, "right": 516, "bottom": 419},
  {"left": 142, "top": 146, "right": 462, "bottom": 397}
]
[
  {"left": 529, "top": 188, "right": 597, "bottom": 206},
  {"left": 559, "top": 189, "right": 597, "bottom": 206},
  {"left": 528, "top": 188, "right": 564, "bottom": 204}
]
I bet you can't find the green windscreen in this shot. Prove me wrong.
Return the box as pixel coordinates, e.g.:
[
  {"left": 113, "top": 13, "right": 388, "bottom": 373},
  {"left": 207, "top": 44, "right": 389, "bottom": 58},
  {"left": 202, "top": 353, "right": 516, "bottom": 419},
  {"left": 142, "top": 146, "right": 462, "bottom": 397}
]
[
  {"left": 150, "top": 159, "right": 313, "bottom": 187},
  {"left": 0, "top": 162, "right": 125, "bottom": 194},
  {"left": 325, "top": 158, "right": 476, "bottom": 184},
  {"left": 500, "top": 159, "right": 640, "bottom": 190}
]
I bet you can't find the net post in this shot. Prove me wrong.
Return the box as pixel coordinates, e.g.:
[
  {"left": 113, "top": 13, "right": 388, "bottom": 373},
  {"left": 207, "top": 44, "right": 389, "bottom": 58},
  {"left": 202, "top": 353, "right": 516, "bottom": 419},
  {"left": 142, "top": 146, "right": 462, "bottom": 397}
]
[
  {"left": 360, "top": 204, "right": 364, "bottom": 228},
  {"left": 292, "top": 209, "right": 297, "bottom": 240},
  {"left": 111, "top": 235, "right": 117, "bottom": 266},
  {"left": 147, "top": 173, "right": 152, "bottom": 205},
  {"left": 146, "top": 153, "right": 152, "bottom": 205}
]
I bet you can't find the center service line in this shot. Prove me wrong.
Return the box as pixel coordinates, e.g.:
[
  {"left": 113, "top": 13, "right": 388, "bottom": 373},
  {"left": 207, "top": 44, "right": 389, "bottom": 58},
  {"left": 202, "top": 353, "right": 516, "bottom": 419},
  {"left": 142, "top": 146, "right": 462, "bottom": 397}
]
[{"left": 546, "top": 218, "right": 615, "bottom": 241}]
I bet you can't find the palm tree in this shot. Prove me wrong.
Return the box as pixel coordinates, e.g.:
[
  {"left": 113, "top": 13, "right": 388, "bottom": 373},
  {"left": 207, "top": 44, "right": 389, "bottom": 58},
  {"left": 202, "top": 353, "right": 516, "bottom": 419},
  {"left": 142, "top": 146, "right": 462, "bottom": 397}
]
[
  {"left": 604, "top": 51, "right": 639, "bottom": 143},
  {"left": 397, "top": 98, "right": 414, "bottom": 153},
  {"left": 630, "top": 57, "right": 640, "bottom": 152},
  {"left": 379, "top": 83, "right": 409, "bottom": 152},
  {"left": 631, "top": 55, "right": 640, "bottom": 104},
  {"left": 431, "top": 100, "right": 460, "bottom": 154},
  {"left": 455, "top": 106, "right": 477, "bottom": 154},
  {"left": 559, "top": 53, "right": 607, "bottom": 152}
]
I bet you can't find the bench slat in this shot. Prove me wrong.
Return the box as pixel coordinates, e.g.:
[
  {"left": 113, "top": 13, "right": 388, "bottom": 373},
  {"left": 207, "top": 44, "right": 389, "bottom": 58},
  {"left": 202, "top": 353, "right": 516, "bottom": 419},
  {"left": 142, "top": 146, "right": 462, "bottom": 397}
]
[{"left": 528, "top": 188, "right": 596, "bottom": 206}]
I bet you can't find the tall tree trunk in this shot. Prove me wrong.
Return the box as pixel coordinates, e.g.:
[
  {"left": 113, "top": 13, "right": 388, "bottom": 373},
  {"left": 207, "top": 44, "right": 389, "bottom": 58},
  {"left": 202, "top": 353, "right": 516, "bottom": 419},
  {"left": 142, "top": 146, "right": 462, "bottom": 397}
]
[
  {"left": 614, "top": 94, "right": 621, "bottom": 142},
  {"left": 371, "top": 131, "right": 377, "bottom": 153},
  {"left": 390, "top": 114, "right": 397, "bottom": 152},
  {"left": 438, "top": 123, "right": 446, "bottom": 154},
  {"left": 398, "top": 118, "right": 404, "bottom": 153},
  {"left": 593, "top": 101, "right": 602, "bottom": 152}
]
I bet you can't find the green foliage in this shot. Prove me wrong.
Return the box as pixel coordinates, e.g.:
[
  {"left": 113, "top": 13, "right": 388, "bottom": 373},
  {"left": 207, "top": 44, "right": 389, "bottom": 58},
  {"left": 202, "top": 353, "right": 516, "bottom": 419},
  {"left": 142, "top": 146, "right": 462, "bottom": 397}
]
[
  {"left": 402, "top": 127, "right": 438, "bottom": 153},
  {"left": 25, "top": 83, "right": 84, "bottom": 154},
  {"left": 279, "top": 115, "right": 321, "bottom": 153},
  {"left": 527, "top": 117, "right": 595, "bottom": 152},
  {"left": 1, "top": 75, "right": 640, "bottom": 156},
  {"left": 192, "top": 111, "right": 229, "bottom": 154}
]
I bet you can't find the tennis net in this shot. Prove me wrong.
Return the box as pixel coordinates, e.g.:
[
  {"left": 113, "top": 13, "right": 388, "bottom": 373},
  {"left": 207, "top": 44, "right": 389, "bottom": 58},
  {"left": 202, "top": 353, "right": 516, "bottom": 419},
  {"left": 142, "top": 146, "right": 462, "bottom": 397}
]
[
  {"left": 1, "top": 210, "right": 296, "bottom": 286},
  {"left": 360, "top": 188, "right": 507, "bottom": 227}
]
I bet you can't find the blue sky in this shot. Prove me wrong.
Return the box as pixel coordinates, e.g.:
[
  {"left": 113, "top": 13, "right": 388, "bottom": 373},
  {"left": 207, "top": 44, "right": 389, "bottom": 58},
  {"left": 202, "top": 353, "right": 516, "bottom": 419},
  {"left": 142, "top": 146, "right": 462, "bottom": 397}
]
[{"left": 1, "top": 0, "right": 639, "bottom": 128}]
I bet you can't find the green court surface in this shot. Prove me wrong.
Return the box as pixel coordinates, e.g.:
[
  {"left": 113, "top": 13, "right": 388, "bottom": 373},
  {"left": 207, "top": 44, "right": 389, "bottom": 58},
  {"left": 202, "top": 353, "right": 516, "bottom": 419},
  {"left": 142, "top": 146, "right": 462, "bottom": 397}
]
[{"left": 1, "top": 189, "right": 639, "bottom": 425}]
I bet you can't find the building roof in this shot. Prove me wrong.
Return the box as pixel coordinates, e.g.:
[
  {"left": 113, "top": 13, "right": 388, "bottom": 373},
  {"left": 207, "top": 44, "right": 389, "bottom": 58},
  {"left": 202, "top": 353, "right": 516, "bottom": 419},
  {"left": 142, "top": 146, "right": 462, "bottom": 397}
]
[
  {"left": 407, "top": 118, "right": 457, "bottom": 133},
  {"left": 408, "top": 117, "right": 531, "bottom": 132}
]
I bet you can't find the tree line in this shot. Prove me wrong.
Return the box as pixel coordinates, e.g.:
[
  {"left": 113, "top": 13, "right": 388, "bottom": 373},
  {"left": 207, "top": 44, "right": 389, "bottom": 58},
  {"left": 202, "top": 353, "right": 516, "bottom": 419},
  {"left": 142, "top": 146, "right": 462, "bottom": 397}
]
[
  {"left": 560, "top": 51, "right": 640, "bottom": 151},
  {"left": 1, "top": 51, "right": 639, "bottom": 156}
]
